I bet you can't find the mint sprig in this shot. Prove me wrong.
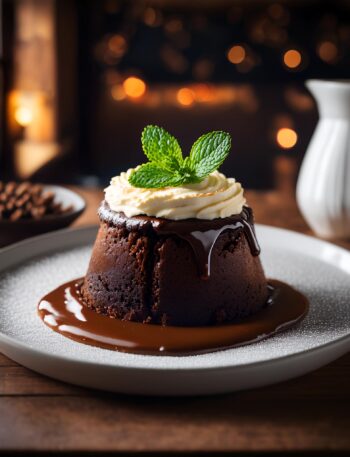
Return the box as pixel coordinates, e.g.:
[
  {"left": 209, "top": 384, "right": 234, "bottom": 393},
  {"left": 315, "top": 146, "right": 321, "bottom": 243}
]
[
  {"left": 188, "top": 131, "right": 231, "bottom": 179},
  {"left": 128, "top": 163, "right": 185, "bottom": 188},
  {"left": 141, "top": 125, "right": 183, "bottom": 171},
  {"left": 129, "top": 125, "right": 231, "bottom": 188}
]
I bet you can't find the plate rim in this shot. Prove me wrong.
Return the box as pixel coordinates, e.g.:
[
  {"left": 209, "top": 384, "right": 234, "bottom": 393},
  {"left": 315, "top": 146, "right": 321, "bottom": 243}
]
[
  {"left": 0, "top": 319, "right": 349, "bottom": 374},
  {"left": 0, "top": 223, "right": 349, "bottom": 373}
]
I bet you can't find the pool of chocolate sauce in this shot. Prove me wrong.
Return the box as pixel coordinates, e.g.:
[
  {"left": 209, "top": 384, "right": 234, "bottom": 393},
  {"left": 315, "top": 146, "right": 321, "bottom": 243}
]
[{"left": 38, "top": 279, "right": 308, "bottom": 355}]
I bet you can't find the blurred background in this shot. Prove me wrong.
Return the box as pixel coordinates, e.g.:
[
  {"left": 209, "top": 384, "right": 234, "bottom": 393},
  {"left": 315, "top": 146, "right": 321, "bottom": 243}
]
[{"left": 1, "top": 0, "right": 350, "bottom": 191}]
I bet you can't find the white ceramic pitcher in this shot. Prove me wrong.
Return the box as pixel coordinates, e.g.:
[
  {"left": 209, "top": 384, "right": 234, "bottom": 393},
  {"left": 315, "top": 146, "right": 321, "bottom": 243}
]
[{"left": 296, "top": 79, "right": 350, "bottom": 239}]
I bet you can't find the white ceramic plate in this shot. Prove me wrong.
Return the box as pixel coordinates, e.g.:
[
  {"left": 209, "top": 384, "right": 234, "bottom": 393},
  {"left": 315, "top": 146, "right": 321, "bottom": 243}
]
[{"left": 0, "top": 225, "right": 349, "bottom": 396}]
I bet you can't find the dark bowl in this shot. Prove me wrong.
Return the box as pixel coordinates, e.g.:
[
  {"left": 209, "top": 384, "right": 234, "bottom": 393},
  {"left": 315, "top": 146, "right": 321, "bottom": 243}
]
[{"left": 0, "top": 185, "right": 86, "bottom": 247}]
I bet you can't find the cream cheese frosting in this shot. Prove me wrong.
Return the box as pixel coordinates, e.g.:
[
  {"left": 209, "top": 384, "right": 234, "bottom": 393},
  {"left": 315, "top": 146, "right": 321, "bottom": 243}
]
[{"left": 104, "top": 168, "right": 246, "bottom": 220}]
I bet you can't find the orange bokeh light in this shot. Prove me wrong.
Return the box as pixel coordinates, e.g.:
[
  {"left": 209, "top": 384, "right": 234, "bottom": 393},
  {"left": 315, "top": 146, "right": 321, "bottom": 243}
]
[
  {"left": 14, "top": 106, "right": 33, "bottom": 127},
  {"left": 143, "top": 7, "right": 162, "bottom": 27},
  {"left": 276, "top": 128, "right": 298, "bottom": 149},
  {"left": 123, "top": 77, "right": 146, "bottom": 98},
  {"left": 227, "top": 45, "right": 246, "bottom": 64},
  {"left": 177, "top": 87, "right": 195, "bottom": 106},
  {"left": 111, "top": 84, "right": 126, "bottom": 101},
  {"left": 193, "top": 84, "right": 215, "bottom": 102},
  {"left": 108, "top": 34, "right": 127, "bottom": 57},
  {"left": 283, "top": 49, "right": 302, "bottom": 69},
  {"left": 318, "top": 41, "right": 338, "bottom": 63}
]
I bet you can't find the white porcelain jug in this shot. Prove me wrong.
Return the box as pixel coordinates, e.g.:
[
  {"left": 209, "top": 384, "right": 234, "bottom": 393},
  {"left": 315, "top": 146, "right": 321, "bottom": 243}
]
[{"left": 296, "top": 79, "right": 350, "bottom": 239}]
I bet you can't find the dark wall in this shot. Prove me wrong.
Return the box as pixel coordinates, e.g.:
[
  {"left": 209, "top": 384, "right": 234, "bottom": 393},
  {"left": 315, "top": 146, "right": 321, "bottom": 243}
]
[{"left": 74, "top": 0, "right": 349, "bottom": 188}]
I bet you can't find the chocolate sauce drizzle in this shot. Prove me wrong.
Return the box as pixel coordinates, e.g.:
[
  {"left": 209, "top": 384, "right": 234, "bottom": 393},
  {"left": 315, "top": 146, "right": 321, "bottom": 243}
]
[
  {"left": 99, "top": 203, "right": 260, "bottom": 279},
  {"left": 154, "top": 207, "right": 260, "bottom": 278},
  {"left": 38, "top": 278, "right": 309, "bottom": 356}
]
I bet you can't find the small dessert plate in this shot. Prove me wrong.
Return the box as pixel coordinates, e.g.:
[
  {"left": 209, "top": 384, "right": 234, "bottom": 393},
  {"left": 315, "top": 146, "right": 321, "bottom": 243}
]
[
  {"left": 0, "top": 185, "right": 86, "bottom": 247},
  {"left": 0, "top": 225, "right": 349, "bottom": 396}
]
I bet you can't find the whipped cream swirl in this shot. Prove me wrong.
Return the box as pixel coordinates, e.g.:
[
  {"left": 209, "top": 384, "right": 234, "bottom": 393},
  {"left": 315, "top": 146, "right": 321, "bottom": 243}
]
[{"left": 104, "top": 168, "right": 246, "bottom": 220}]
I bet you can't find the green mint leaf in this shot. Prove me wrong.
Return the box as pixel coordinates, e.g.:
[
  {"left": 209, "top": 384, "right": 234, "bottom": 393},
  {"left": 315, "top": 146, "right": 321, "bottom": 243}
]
[
  {"left": 179, "top": 158, "right": 203, "bottom": 184},
  {"left": 188, "top": 131, "right": 231, "bottom": 179},
  {"left": 128, "top": 163, "right": 184, "bottom": 188},
  {"left": 142, "top": 125, "right": 183, "bottom": 171},
  {"left": 128, "top": 126, "right": 232, "bottom": 189}
]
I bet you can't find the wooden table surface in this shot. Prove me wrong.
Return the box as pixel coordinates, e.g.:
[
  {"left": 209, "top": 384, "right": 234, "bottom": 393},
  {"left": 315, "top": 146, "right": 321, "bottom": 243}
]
[{"left": 0, "top": 188, "right": 349, "bottom": 455}]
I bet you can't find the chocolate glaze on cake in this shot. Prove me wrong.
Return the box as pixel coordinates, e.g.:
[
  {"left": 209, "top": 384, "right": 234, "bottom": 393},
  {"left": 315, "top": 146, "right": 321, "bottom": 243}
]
[{"left": 80, "top": 202, "right": 269, "bottom": 326}]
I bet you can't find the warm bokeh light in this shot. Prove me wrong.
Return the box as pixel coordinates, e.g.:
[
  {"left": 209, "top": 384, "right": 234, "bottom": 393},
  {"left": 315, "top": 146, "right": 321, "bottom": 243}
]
[
  {"left": 111, "top": 84, "right": 126, "bottom": 101},
  {"left": 143, "top": 7, "right": 162, "bottom": 27},
  {"left": 193, "top": 84, "right": 215, "bottom": 102},
  {"left": 227, "top": 45, "right": 246, "bottom": 64},
  {"left": 108, "top": 34, "right": 127, "bottom": 57},
  {"left": 15, "top": 141, "right": 59, "bottom": 179},
  {"left": 14, "top": 106, "right": 33, "bottom": 127},
  {"left": 318, "top": 41, "right": 338, "bottom": 63},
  {"left": 283, "top": 49, "right": 302, "bottom": 69},
  {"left": 177, "top": 87, "right": 195, "bottom": 106},
  {"left": 285, "top": 88, "right": 314, "bottom": 111},
  {"left": 123, "top": 77, "right": 146, "bottom": 98},
  {"left": 276, "top": 128, "right": 298, "bottom": 149}
]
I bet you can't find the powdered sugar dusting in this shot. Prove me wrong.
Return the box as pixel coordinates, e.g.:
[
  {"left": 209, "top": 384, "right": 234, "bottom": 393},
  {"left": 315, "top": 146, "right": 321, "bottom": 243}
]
[{"left": 0, "top": 229, "right": 349, "bottom": 370}]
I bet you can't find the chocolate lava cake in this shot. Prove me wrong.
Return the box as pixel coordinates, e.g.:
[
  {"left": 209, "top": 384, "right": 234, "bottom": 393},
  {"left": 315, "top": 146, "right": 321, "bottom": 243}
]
[
  {"left": 80, "top": 202, "right": 269, "bottom": 327},
  {"left": 80, "top": 125, "right": 270, "bottom": 327}
]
